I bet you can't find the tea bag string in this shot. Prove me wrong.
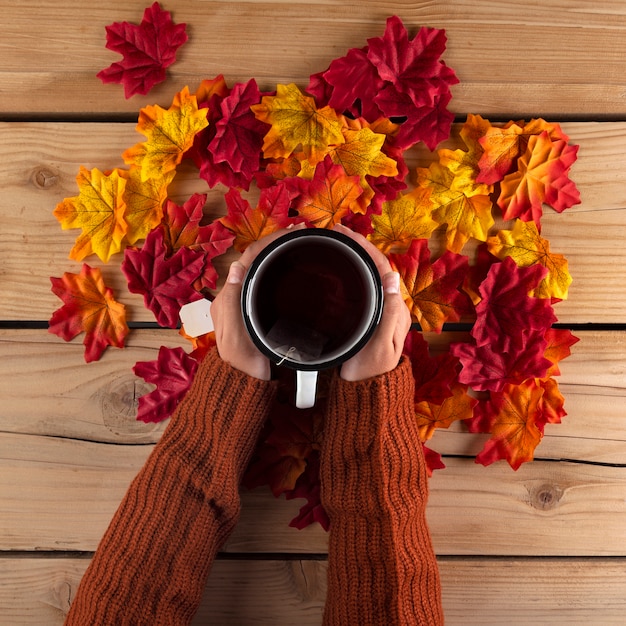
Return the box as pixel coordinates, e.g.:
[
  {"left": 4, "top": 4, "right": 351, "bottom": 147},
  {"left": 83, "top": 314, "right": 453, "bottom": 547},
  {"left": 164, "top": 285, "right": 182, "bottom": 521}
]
[{"left": 276, "top": 346, "right": 297, "bottom": 366}]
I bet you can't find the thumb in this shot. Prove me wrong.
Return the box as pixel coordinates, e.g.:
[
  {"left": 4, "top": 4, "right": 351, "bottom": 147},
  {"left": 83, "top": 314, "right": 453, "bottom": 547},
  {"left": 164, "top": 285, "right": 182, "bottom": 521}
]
[
  {"left": 222, "top": 260, "right": 246, "bottom": 309},
  {"left": 378, "top": 271, "right": 410, "bottom": 344}
]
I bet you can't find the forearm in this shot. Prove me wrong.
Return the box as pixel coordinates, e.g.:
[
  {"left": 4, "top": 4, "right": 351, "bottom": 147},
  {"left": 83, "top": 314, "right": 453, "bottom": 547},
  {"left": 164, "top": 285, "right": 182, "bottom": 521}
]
[
  {"left": 321, "top": 357, "right": 443, "bottom": 625},
  {"left": 65, "top": 349, "right": 277, "bottom": 626}
]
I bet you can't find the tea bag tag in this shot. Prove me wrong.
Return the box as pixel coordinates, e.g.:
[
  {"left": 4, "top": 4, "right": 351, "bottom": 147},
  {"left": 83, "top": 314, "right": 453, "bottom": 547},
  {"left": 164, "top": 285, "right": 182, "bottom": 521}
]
[{"left": 179, "top": 299, "right": 214, "bottom": 337}]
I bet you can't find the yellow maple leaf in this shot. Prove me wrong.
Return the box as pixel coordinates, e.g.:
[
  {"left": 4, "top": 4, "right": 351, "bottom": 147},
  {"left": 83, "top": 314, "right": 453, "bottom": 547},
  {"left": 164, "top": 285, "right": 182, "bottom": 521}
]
[
  {"left": 418, "top": 161, "right": 494, "bottom": 253},
  {"left": 368, "top": 187, "right": 437, "bottom": 255},
  {"left": 53, "top": 166, "right": 128, "bottom": 262},
  {"left": 122, "top": 86, "right": 209, "bottom": 182},
  {"left": 251, "top": 83, "right": 345, "bottom": 164},
  {"left": 121, "top": 166, "right": 175, "bottom": 245},
  {"left": 329, "top": 125, "right": 398, "bottom": 214},
  {"left": 439, "top": 113, "right": 492, "bottom": 179},
  {"left": 414, "top": 384, "right": 476, "bottom": 442},
  {"left": 486, "top": 219, "right": 572, "bottom": 299}
]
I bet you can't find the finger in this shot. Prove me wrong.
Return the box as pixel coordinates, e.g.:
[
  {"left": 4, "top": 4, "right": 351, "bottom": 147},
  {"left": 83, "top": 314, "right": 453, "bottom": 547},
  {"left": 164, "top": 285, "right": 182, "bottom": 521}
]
[
  {"left": 374, "top": 271, "right": 406, "bottom": 342},
  {"left": 333, "top": 223, "right": 392, "bottom": 278}
]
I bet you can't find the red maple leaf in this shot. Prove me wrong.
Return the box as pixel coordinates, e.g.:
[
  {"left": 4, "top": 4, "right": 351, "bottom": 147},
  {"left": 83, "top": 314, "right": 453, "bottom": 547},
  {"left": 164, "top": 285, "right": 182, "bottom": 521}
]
[
  {"left": 122, "top": 227, "right": 205, "bottom": 327},
  {"left": 133, "top": 346, "right": 198, "bottom": 423},
  {"left": 423, "top": 444, "right": 446, "bottom": 476},
  {"left": 49, "top": 264, "right": 129, "bottom": 363},
  {"left": 472, "top": 257, "right": 556, "bottom": 353},
  {"left": 451, "top": 330, "right": 552, "bottom": 392},
  {"left": 208, "top": 79, "right": 268, "bottom": 186},
  {"left": 403, "top": 330, "right": 460, "bottom": 404},
  {"left": 161, "top": 193, "right": 235, "bottom": 290},
  {"left": 284, "top": 455, "right": 330, "bottom": 530},
  {"left": 97, "top": 2, "right": 188, "bottom": 98}
]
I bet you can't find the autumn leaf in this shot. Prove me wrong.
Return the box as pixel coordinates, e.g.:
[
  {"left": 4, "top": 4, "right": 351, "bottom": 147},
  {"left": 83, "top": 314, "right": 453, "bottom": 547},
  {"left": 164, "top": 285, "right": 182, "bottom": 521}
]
[
  {"left": 477, "top": 118, "right": 569, "bottom": 185},
  {"left": 123, "top": 86, "right": 209, "bottom": 182},
  {"left": 390, "top": 239, "right": 471, "bottom": 332},
  {"left": 439, "top": 113, "right": 491, "bottom": 178},
  {"left": 368, "top": 187, "right": 437, "bottom": 254},
  {"left": 451, "top": 331, "right": 552, "bottom": 392},
  {"left": 417, "top": 160, "right": 494, "bottom": 253},
  {"left": 219, "top": 185, "right": 293, "bottom": 252},
  {"left": 474, "top": 379, "right": 546, "bottom": 470},
  {"left": 161, "top": 193, "right": 235, "bottom": 290},
  {"left": 472, "top": 257, "right": 556, "bottom": 353},
  {"left": 536, "top": 377, "right": 567, "bottom": 427},
  {"left": 53, "top": 166, "right": 128, "bottom": 262},
  {"left": 209, "top": 79, "right": 268, "bottom": 184},
  {"left": 543, "top": 328, "right": 579, "bottom": 377},
  {"left": 251, "top": 83, "right": 345, "bottom": 163},
  {"left": 498, "top": 131, "right": 581, "bottom": 224},
  {"left": 122, "top": 227, "right": 205, "bottom": 328},
  {"left": 487, "top": 220, "right": 573, "bottom": 299},
  {"left": 49, "top": 264, "right": 128, "bottom": 363},
  {"left": 97, "top": 2, "right": 188, "bottom": 98},
  {"left": 292, "top": 157, "right": 362, "bottom": 228},
  {"left": 423, "top": 444, "right": 446, "bottom": 475},
  {"left": 414, "top": 384, "right": 477, "bottom": 442},
  {"left": 133, "top": 345, "right": 198, "bottom": 423},
  {"left": 285, "top": 455, "right": 330, "bottom": 531},
  {"left": 122, "top": 166, "right": 175, "bottom": 245}
]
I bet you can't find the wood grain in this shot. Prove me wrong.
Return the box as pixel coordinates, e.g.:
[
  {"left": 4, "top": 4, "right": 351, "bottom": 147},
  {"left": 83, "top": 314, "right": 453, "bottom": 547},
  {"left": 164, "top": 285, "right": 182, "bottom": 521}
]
[
  {"left": 0, "top": 557, "right": 624, "bottom": 625},
  {"left": 3, "top": 1, "right": 626, "bottom": 118}
]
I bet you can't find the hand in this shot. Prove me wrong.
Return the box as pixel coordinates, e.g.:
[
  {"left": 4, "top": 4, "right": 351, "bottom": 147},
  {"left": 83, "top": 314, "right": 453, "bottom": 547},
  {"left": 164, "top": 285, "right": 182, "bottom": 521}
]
[
  {"left": 210, "top": 225, "right": 306, "bottom": 380},
  {"left": 333, "top": 224, "right": 411, "bottom": 382}
]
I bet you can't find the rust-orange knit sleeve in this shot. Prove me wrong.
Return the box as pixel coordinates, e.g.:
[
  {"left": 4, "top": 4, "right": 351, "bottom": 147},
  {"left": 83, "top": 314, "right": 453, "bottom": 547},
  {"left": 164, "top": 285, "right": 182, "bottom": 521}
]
[
  {"left": 65, "top": 348, "right": 277, "bottom": 626},
  {"left": 321, "top": 356, "right": 444, "bottom": 625}
]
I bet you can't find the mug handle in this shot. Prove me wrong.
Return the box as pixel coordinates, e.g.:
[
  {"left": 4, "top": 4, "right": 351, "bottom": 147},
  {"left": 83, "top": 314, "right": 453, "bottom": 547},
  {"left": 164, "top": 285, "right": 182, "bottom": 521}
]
[{"left": 296, "top": 370, "right": 318, "bottom": 409}]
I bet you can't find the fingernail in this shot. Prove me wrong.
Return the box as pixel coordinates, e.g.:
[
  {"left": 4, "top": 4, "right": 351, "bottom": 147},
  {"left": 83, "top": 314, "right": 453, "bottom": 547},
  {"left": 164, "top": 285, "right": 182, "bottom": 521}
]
[
  {"left": 227, "top": 262, "right": 245, "bottom": 284},
  {"left": 383, "top": 271, "right": 400, "bottom": 295}
]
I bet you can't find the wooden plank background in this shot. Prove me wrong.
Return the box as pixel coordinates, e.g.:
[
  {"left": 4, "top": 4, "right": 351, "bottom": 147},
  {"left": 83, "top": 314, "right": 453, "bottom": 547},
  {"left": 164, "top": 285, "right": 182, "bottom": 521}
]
[{"left": 0, "top": 0, "right": 625, "bottom": 623}]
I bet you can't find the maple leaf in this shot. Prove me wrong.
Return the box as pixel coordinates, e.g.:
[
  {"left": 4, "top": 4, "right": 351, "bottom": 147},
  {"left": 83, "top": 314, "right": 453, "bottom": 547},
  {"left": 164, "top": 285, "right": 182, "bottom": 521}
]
[
  {"left": 439, "top": 113, "right": 491, "bottom": 177},
  {"left": 328, "top": 123, "right": 398, "bottom": 212},
  {"left": 219, "top": 185, "right": 292, "bottom": 252},
  {"left": 133, "top": 346, "right": 198, "bottom": 423},
  {"left": 123, "top": 86, "right": 209, "bottom": 182},
  {"left": 161, "top": 193, "right": 235, "bottom": 290},
  {"left": 423, "top": 444, "right": 446, "bottom": 476},
  {"left": 54, "top": 166, "right": 128, "bottom": 263},
  {"left": 403, "top": 330, "right": 461, "bottom": 404},
  {"left": 542, "top": 328, "right": 579, "bottom": 377},
  {"left": 97, "top": 2, "right": 187, "bottom": 98},
  {"left": 390, "top": 239, "right": 471, "bottom": 332},
  {"left": 417, "top": 160, "right": 494, "bottom": 253},
  {"left": 285, "top": 455, "right": 330, "bottom": 531},
  {"left": 487, "top": 220, "right": 573, "bottom": 299},
  {"left": 498, "top": 131, "right": 581, "bottom": 224},
  {"left": 451, "top": 331, "right": 552, "bottom": 392},
  {"left": 209, "top": 79, "right": 268, "bottom": 184},
  {"left": 292, "top": 157, "right": 362, "bottom": 228},
  {"left": 472, "top": 257, "right": 556, "bottom": 353},
  {"left": 122, "top": 227, "right": 205, "bottom": 328},
  {"left": 477, "top": 118, "right": 569, "bottom": 185},
  {"left": 186, "top": 331, "right": 217, "bottom": 362},
  {"left": 414, "top": 384, "right": 477, "bottom": 442},
  {"left": 121, "top": 166, "right": 175, "bottom": 245},
  {"left": 368, "top": 187, "right": 437, "bottom": 254},
  {"left": 474, "top": 379, "right": 546, "bottom": 470},
  {"left": 49, "top": 264, "right": 129, "bottom": 363},
  {"left": 536, "top": 377, "right": 567, "bottom": 427},
  {"left": 251, "top": 83, "right": 345, "bottom": 163}
]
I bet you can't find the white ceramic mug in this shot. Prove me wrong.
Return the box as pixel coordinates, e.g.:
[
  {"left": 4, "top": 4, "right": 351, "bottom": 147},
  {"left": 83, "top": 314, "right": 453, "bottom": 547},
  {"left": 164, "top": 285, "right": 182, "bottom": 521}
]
[{"left": 241, "top": 229, "right": 383, "bottom": 408}]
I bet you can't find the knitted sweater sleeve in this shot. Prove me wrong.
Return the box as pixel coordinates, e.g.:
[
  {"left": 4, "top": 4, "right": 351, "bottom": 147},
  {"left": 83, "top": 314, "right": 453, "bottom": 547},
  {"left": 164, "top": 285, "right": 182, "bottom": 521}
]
[
  {"left": 65, "top": 348, "right": 277, "bottom": 626},
  {"left": 321, "top": 356, "right": 444, "bottom": 625}
]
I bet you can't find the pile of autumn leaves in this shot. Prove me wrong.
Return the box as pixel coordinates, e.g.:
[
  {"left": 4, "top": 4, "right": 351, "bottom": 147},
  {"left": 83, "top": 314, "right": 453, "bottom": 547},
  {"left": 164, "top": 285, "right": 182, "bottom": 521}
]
[{"left": 50, "top": 13, "right": 580, "bottom": 529}]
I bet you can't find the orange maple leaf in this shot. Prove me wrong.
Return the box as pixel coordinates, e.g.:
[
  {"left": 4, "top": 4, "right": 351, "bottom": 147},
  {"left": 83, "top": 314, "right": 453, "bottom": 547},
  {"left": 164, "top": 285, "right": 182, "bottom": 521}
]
[
  {"left": 294, "top": 159, "right": 362, "bottom": 228},
  {"left": 123, "top": 86, "right": 209, "bottom": 181},
  {"left": 368, "top": 187, "right": 437, "bottom": 254},
  {"left": 49, "top": 264, "right": 129, "bottom": 362},
  {"left": 475, "top": 379, "right": 545, "bottom": 470},
  {"left": 251, "top": 83, "right": 345, "bottom": 164},
  {"left": 53, "top": 166, "right": 128, "bottom": 262},
  {"left": 414, "top": 384, "right": 477, "bottom": 442}
]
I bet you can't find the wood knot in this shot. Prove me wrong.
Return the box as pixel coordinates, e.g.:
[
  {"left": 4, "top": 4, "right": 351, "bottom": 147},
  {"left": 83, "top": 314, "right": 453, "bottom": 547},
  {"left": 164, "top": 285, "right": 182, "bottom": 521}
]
[
  {"left": 530, "top": 483, "right": 564, "bottom": 511},
  {"left": 31, "top": 166, "right": 59, "bottom": 189},
  {"left": 99, "top": 375, "right": 162, "bottom": 438}
]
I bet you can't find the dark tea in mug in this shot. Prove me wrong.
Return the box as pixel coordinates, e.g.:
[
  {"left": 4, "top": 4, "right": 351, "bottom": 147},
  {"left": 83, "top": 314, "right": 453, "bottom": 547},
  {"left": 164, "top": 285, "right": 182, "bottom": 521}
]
[{"left": 242, "top": 229, "right": 382, "bottom": 370}]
